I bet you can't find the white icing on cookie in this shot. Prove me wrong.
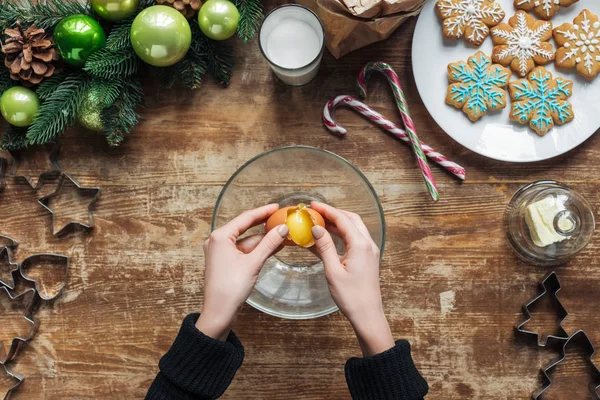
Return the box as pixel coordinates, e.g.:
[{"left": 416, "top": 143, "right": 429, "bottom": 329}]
[
  {"left": 557, "top": 10, "right": 600, "bottom": 75},
  {"left": 438, "top": 0, "right": 505, "bottom": 44}
]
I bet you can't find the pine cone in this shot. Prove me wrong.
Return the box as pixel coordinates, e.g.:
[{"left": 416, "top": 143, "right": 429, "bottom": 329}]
[
  {"left": 156, "top": 0, "right": 202, "bottom": 19},
  {"left": 1, "top": 22, "right": 59, "bottom": 86}
]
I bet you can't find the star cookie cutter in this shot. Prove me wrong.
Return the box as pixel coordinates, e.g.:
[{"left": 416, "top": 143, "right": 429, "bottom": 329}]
[
  {"left": 20, "top": 254, "right": 69, "bottom": 301},
  {"left": 533, "top": 330, "right": 600, "bottom": 399},
  {"left": 8, "top": 142, "right": 60, "bottom": 190},
  {"left": 516, "top": 272, "right": 570, "bottom": 347},
  {"left": 0, "top": 364, "right": 24, "bottom": 400},
  {"left": 0, "top": 157, "right": 6, "bottom": 192},
  {"left": 0, "top": 248, "right": 19, "bottom": 290},
  {"left": 38, "top": 173, "right": 101, "bottom": 236},
  {"left": 0, "top": 287, "right": 39, "bottom": 364}
]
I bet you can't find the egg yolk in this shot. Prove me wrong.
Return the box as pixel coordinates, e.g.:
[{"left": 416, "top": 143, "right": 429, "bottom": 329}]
[{"left": 286, "top": 204, "right": 316, "bottom": 247}]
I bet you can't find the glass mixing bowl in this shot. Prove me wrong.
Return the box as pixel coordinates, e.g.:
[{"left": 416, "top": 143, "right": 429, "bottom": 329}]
[{"left": 211, "top": 146, "right": 385, "bottom": 319}]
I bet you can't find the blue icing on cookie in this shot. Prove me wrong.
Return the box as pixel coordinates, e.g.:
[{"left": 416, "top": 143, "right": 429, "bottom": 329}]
[
  {"left": 511, "top": 68, "right": 573, "bottom": 134},
  {"left": 448, "top": 51, "right": 509, "bottom": 120}
]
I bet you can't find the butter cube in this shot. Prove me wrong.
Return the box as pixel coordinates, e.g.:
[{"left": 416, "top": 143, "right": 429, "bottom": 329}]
[{"left": 525, "top": 196, "right": 570, "bottom": 247}]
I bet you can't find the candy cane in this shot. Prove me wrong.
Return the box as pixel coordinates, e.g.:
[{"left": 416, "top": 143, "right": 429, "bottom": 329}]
[
  {"left": 323, "top": 95, "right": 466, "bottom": 181},
  {"left": 357, "top": 62, "right": 439, "bottom": 201}
]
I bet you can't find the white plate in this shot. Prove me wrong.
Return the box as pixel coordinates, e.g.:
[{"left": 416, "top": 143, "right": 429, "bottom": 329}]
[{"left": 412, "top": 0, "right": 600, "bottom": 162}]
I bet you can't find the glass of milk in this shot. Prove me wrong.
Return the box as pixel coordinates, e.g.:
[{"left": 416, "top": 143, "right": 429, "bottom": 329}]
[{"left": 259, "top": 5, "right": 325, "bottom": 86}]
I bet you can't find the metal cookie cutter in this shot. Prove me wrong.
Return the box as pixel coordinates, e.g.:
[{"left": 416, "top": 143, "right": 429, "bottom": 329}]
[
  {"left": 38, "top": 173, "right": 101, "bottom": 236},
  {"left": 0, "top": 235, "right": 18, "bottom": 251},
  {"left": 20, "top": 254, "right": 69, "bottom": 301},
  {"left": 8, "top": 142, "right": 60, "bottom": 190},
  {"left": 534, "top": 330, "right": 600, "bottom": 399},
  {"left": 0, "top": 287, "right": 39, "bottom": 364},
  {"left": 516, "top": 272, "right": 569, "bottom": 347},
  {"left": 0, "top": 247, "right": 19, "bottom": 290},
  {"left": 0, "top": 364, "right": 24, "bottom": 400}
]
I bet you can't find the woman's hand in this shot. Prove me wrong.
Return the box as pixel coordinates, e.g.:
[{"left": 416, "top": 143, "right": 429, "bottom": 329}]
[
  {"left": 196, "top": 204, "right": 289, "bottom": 341},
  {"left": 310, "top": 202, "right": 395, "bottom": 357}
]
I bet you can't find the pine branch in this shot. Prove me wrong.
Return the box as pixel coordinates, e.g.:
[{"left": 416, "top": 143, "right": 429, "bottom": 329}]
[
  {"left": 0, "top": 66, "right": 13, "bottom": 96},
  {"left": 157, "top": 66, "right": 178, "bottom": 89},
  {"left": 175, "top": 58, "right": 207, "bottom": 90},
  {"left": 105, "top": 19, "right": 135, "bottom": 51},
  {"left": 26, "top": 72, "right": 91, "bottom": 145},
  {"left": 0, "top": 126, "right": 27, "bottom": 151},
  {"left": 190, "top": 25, "right": 234, "bottom": 87},
  {"left": 0, "top": 0, "right": 90, "bottom": 31},
  {"left": 233, "top": 0, "right": 263, "bottom": 42},
  {"left": 90, "top": 78, "right": 124, "bottom": 107},
  {"left": 36, "top": 73, "right": 68, "bottom": 100},
  {"left": 102, "top": 78, "right": 144, "bottom": 147},
  {"left": 83, "top": 48, "right": 140, "bottom": 80}
]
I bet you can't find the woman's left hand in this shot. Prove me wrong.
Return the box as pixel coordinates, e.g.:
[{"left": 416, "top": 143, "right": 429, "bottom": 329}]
[{"left": 196, "top": 204, "right": 289, "bottom": 341}]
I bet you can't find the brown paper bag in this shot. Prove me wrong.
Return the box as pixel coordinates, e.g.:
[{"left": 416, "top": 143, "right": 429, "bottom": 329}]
[{"left": 295, "top": 0, "right": 426, "bottom": 58}]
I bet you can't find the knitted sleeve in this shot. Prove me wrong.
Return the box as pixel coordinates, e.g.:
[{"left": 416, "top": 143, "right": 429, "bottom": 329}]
[
  {"left": 146, "top": 313, "right": 244, "bottom": 400},
  {"left": 345, "top": 340, "right": 429, "bottom": 400}
]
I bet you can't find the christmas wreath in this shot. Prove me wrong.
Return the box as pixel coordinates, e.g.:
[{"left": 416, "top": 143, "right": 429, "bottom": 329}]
[{"left": 0, "top": 0, "right": 263, "bottom": 150}]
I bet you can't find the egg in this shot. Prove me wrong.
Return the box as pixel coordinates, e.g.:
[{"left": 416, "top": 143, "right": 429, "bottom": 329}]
[{"left": 265, "top": 203, "right": 326, "bottom": 248}]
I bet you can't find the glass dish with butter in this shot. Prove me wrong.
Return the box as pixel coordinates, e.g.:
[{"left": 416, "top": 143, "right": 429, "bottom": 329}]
[{"left": 505, "top": 181, "right": 595, "bottom": 266}]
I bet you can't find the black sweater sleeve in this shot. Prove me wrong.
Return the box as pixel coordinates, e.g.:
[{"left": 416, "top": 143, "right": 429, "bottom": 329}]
[
  {"left": 145, "top": 313, "right": 244, "bottom": 400},
  {"left": 345, "top": 340, "right": 429, "bottom": 400},
  {"left": 147, "top": 314, "right": 428, "bottom": 400}
]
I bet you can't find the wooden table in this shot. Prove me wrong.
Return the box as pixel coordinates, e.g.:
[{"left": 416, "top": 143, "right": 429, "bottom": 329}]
[{"left": 1, "top": 6, "right": 600, "bottom": 399}]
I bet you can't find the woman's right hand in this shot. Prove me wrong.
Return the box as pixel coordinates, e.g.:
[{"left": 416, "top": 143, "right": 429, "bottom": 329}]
[{"left": 310, "top": 202, "right": 395, "bottom": 357}]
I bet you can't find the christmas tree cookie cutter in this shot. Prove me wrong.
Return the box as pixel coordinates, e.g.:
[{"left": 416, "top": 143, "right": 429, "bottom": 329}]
[
  {"left": 516, "top": 272, "right": 570, "bottom": 347},
  {"left": 534, "top": 330, "right": 600, "bottom": 399},
  {"left": 38, "top": 173, "right": 101, "bottom": 236},
  {"left": 0, "top": 364, "right": 24, "bottom": 400},
  {"left": 0, "top": 287, "right": 39, "bottom": 364},
  {"left": 8, "top": 142, "right": 60, "bottom": 190}
]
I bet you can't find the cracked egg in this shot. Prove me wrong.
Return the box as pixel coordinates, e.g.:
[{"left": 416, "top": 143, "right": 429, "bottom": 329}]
[{"left": 265, "top": 203, "right": 326, "bottom": 248}]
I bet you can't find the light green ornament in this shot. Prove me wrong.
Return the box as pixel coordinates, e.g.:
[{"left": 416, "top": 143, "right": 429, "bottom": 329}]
[
  {"left": 0, "top": 87, "right": 40, "bottom": 127},
  {"left": 131, "top": 6, "right": 192, "bottom": 67},
  {"left": 78, "top": 88, "right": 105, "bottom": 132},
  {"left": 91, "top": 0, "right": 140, "bottom": 22},
  {"left": 198, "top": 0, "right": 239, "bottom": 41}
]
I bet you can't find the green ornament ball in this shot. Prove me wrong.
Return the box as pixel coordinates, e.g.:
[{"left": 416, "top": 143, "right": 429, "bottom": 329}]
[
  {"left": 77, "top": 88, "right": 105, "bottom": 132},
  {"left": 131, "top": 6, "right": 192, "bottom": 67},
  {"left": 198, "top": 0, "right": 240, "bottom": 41},
  {"left": 54, "top": 15, "right": 107, "bottom": 67},
  {"left": 91, "top": 0, "right": 140, "bottom": 22},
  {"left": 0, "top": 87, "right": 40, "bottom": 127}
]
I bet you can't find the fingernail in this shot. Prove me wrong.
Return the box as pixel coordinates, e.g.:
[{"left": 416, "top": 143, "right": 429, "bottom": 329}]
[
  {"left": 311, "top": 225, "right": 325, "bottom": 239},
  {"left": 277, "top": 224, "right": 289, "bottom": 237}
]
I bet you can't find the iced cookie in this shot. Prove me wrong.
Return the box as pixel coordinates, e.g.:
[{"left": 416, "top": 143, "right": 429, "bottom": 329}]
[
  {"left": 509, "top": 67, "right": 574, "bottom": 136},
  {"left": 436, "top": 0, "right": 506, "bottom": 46},
  {"left": 446, "top": 51, "right": 511, "bottom": 122},
  {"left": 491, "top": 11, "right": 554, "bottom": 77},
  {"left": 514, "top": 0, "right": 578, "bottom": 21},
  {"left": 554, "top": 9, "right": 600, "bottom": 81}
]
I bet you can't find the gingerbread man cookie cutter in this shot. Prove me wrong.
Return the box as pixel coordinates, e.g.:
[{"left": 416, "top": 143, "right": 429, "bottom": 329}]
[{"left": 516, "top": 271, "right": 570, "bottom": 347}]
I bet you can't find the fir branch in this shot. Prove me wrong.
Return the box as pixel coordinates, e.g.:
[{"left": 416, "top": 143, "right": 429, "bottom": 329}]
[
  {"left": 91, "top": 78, "right": 124, "bottom": 107},
  {"left": 36, "top": 73, "right": 68, "bottom": 100},
  {"left": 0, "top": 67, "right": 13, "bottom": 96},
  {"left": 102, "top": 78, "right": 144, "bottom": 147},
  {"left": 190, "top": 25, "right": 234, "bottom": 87},
  {"left": 105, "top": 19, "right": 135, "bottom": 51},
  {"left": 26, "top": 72, "right": 91, "bottom": 145},
  {"left": 233, "top": 0, "right": 263, "bottom": 42},
  {"left": 83, "top": 48, "right": 140, "bottom": 80},
  {"left": 0, "top": 126, "right": 27, "bottom": 151},
  {"left": 0, "top": 0, "right": 90, "bottom": 31},
  {"left": 157, "top": 66, "right": 178, "bottom": 89},
  {"left": 176, "top": 58, "right": 207, "bottom": 90}
]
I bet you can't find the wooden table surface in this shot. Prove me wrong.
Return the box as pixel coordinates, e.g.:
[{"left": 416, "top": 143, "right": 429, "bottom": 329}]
[{"left": 1, "top": 4, "right": 600, "bottom": 399}]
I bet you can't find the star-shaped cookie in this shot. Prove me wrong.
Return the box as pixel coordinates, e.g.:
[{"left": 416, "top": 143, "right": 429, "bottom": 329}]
[
  {"left": 554, "top": 9, "right": 600, "bottom": 80},
  {"left": 514, "top": 0, "right": 579, "bottom": 21},
  {"left": 436, "top": 0, "right": 506, "bottom": 46},
  {"left": 491, "top": 11, "right": 555, "bottom": 77}
]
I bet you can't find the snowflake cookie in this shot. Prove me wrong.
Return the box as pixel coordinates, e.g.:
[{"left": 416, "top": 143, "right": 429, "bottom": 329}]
[
  {"left": 446, "top": 51, "right": 511, "bottom": 121},
  {"left": 514, "top": 0, "right": 579, "bottom": 21},
  {"left": 436, "top": 0, "right": 506, "bottom": 46},
  {"left": 491, "top": 11, "right": 554, "bottom": 78},
  {"left": 509, "top": 67, "right": 574, "bottom": 136},
  {"left": 554, "top": 9, "right": 600, "bottom": 80}
]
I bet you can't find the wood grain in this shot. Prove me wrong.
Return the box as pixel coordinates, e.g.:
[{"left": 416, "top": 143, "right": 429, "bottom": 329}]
[{"left": 1, "top": 7, "right": 600, "bottom": 399}]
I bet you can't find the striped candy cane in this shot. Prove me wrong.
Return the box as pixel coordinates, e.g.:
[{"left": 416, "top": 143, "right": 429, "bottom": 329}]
[
  {"left": 357, "top": 62, "right": 439, "bottom": 201},
  {"left": 323, "top": 95, "right": 466, "bottom": 181}
]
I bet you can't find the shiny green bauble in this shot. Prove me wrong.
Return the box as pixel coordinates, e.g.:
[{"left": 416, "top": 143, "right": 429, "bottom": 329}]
[
  {"left": 91, "top": 0, "right": 140, "bottom": 22},
  {"left": 77, "top": 88, "right": 105, "bottom": 132},
  {"left": 54, "top": 15, "right": 107, "bottom": 67},
  {"left": 131, "top": 6, "right": 192, "bottom": 67},
  {"left": 198, "top": 0, "right": 240, "bottom": 41},
  {"left": 0, "top": 87, "right": 40, "bottom": 127}
]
